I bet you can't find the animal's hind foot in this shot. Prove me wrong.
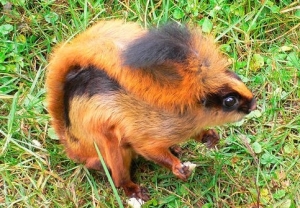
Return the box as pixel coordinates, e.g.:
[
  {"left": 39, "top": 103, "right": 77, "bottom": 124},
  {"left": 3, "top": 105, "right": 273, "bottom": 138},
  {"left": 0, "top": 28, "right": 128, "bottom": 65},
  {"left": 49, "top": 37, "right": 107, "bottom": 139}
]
[{"left": 123, "top": 181, "right": 150, "bottom": 202}]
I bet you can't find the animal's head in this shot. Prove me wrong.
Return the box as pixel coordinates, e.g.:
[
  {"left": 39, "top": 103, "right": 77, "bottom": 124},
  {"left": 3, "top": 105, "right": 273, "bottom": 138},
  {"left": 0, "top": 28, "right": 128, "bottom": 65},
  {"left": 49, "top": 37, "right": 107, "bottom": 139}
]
[{"left": 122, "top": 22, "right": 256, "bottom": 125}]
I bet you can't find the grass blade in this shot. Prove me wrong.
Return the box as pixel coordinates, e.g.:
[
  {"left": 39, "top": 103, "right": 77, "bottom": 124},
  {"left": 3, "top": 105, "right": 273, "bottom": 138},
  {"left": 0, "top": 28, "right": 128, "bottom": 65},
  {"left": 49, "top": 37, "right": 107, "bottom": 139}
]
[{"left": 94, "top": 142, "right": 124, "bottom": 208}]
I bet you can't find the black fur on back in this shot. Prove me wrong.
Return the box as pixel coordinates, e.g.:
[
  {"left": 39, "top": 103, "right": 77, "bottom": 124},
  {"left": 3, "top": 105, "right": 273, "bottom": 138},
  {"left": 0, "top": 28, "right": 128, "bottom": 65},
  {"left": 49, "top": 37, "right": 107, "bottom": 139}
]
[
  {"left": 122, "top": 22, "right": 192, "bottom": 69},
  {"left": 63, "top": 65, "right": 121, "bottom": 126}
]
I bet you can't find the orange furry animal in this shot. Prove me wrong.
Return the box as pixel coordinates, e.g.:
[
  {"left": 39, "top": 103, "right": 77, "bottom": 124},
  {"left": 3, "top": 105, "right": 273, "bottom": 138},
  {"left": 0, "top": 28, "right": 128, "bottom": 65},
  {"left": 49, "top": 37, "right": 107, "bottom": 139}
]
[{"left": 46, "top": 20, "right": 256, "bottom": 201}]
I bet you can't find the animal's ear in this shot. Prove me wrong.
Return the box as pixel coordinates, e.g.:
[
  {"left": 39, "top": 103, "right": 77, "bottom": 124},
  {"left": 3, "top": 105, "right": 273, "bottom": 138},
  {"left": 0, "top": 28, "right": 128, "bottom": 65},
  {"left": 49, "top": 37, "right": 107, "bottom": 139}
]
[{"left": 122, "top": 22, "right": 192, "bottom": 69}]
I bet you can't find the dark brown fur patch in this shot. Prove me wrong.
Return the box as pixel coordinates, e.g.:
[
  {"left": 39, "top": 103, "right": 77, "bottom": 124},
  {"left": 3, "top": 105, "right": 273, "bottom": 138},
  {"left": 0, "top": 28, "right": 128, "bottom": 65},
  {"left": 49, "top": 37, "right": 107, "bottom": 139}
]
[
  {"left": 68, "top": 132, "right": 79, "bottom": 143},
  {"left": 63, "top": 65, "right": 121, "bottom": 126},
  {"left": 202, "top": 83, "right": 255, "bottom": 114},
  {"left": 123, "top": 22, "right": 191, "bottom": 68}
]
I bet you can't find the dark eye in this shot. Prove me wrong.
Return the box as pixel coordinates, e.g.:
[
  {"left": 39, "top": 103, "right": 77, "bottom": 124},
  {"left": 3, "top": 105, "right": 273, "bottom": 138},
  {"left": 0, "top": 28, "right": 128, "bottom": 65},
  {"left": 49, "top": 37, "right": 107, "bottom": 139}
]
[{"left": 223, "top": 96, "right": 238, "bottom": 108}]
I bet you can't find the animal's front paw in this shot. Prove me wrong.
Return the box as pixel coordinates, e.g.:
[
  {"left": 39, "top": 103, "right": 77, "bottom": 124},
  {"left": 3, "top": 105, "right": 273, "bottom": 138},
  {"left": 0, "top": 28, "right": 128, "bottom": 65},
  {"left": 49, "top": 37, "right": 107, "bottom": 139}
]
[
  {"left": 169, "top": 144, "right": 183, "bottom": 157},
  {"left": 173, "top": 162, "right": 195, "bottom": 181},
  {"left": 195, "top": 129, "right": 220, "bottom": 148}
]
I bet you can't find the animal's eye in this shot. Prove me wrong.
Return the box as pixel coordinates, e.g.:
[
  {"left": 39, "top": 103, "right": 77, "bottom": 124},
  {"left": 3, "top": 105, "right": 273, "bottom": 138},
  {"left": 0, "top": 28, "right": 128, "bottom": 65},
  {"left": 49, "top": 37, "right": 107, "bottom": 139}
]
[{"left": 223, "top": 96, "right": 238, "bottom": 108}]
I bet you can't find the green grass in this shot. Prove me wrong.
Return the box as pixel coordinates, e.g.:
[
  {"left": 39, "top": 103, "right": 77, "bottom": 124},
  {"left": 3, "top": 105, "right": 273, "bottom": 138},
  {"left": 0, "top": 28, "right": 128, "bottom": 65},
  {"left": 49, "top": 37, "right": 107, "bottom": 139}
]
[{"left": 0, "top": 0, "right": 299, "bottom": 207}]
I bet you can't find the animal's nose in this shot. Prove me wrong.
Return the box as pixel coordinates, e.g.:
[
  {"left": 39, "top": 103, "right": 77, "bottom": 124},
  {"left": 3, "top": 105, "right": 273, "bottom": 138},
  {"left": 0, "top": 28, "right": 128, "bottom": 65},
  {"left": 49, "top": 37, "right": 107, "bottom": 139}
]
[{"left": 249, "top": 98, "right": 257, "bottom": 113}]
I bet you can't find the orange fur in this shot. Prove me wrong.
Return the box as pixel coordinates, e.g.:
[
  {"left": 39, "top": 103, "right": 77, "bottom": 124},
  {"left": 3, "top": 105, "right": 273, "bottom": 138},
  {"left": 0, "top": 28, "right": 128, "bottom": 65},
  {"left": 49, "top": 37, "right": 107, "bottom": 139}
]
[{"left": 46, "top": 20, "right": 256, "bottom": 200}]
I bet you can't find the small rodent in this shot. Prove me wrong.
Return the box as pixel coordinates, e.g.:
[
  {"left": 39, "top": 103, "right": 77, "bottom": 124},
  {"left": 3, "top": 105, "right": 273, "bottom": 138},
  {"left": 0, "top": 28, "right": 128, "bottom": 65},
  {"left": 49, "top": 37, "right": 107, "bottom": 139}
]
[{"left": 46, "top": 20, "right": 256, "bottom": 201}]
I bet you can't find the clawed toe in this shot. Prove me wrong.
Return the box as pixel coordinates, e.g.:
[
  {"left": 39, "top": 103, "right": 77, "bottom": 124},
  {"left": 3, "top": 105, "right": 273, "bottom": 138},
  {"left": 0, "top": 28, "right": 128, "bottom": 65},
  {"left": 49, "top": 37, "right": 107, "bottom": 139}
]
[{"left": 173, "top": 163, "right": 192, "bottom": 181}]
